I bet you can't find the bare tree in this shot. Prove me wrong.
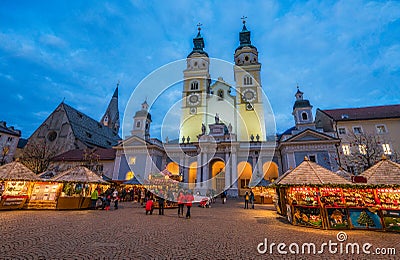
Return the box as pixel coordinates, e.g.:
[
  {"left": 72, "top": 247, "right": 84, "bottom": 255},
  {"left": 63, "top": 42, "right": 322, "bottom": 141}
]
[
  {"left": 20, "top": 139, "right": 59, "bottom": 174},
  {"left": 339, "top": 130, "right": 398, "bottom": 174},
  {"left": 82, "top": 148, "right": 101, "bottom": 173},
  {"left": 0, "top": 145, "right": 10, "bottom": 165}
]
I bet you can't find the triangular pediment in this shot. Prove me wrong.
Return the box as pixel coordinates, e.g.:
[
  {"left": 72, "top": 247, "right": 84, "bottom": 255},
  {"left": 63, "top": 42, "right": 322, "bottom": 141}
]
[
  {"left": 283, "top": 129, "right": 337, "bottom": 143},
  {"left": 118, "top": 135, "right": 148, "bottom": 147}
]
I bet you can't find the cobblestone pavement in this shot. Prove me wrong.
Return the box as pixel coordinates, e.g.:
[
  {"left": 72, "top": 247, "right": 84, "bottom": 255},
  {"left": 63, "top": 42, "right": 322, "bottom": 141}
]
[{"left": 1, "top": 199, "right": 399, "bottom": 259}]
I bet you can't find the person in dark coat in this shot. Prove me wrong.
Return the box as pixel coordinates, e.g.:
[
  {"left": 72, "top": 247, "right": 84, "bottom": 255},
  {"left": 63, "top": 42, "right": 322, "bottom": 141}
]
[
  {"left": 158, "top": 191, "right": 165, "bottom": 215},
  {"left": 244, "top": 191, "right": 249, "bottom": 209}
]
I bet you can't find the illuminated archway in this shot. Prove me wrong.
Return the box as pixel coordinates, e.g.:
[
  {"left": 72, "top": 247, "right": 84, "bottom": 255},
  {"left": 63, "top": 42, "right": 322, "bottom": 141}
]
[
  {"left": 166, "top": 162, "right": 179, "bottom": 175},
  {"left": 188, "top": 162, "right": 197, "bottom": 189},
  {"left": 263, "top": 162, "right": 279, "bottom": 181},
  {"left": 125, "top": 171, "right": 134, "bottom": 180},
  {"left": 210, "top": 159, "right": 225, "bottom": 192},
  {"left": 237, "top": 161, "right": 252, "bottom": 195}
]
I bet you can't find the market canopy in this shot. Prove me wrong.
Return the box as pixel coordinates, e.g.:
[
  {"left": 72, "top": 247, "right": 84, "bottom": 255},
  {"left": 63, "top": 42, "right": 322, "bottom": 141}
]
[
  {"left": 274, "top": 157, "right": 351, "bottom": 185},
  {"left": 123, "top": 176, "right": 142, "bottom": 185},
  {"left": 360, "top": 157, "right": 400, "bottom": 185},
  {"left": 0, "top": 162, "right": 41, "bottom": 181},
  {"left": 50, "top": 166, "right": 108, "bottom": 183}
]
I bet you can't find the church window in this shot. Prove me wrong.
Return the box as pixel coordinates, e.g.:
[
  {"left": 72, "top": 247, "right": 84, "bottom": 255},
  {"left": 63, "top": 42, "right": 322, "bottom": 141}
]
[
  {"left": 358, "top": 144, "right": 367, "bottom": 155},
  {"left": 353, "top": 126, "right": 363, "bottom": 134},
  {"left": 376, "top": 125, "right": 387, "bottom": 134},
  {"left": 338, "top": 128, "right": 346, "bottom": 135},
  {"left": 125, "top": 171, "right": 134, "bottom": 180},
  {"left": 382, "top": 144, "right": 392, "bottom": 155},
  {"left": 243, "top": 76, "right": 252, "bottom": 85},
  {"left": 47, "top": 131, "right": 57, "bottom": 142},
  {"left": 190, "top": 81, "right": 199, "bottom": 90},
  {"left": 245, "top": 56, "right": 249, "bottom": 61},
  {"left": 301, "top": 112, "right": 308, "bottom": 121},
  {"left": 136, "top": 121, "right": 141, "bottom": 128},
  {"left": 308, "top": 154, "right": 317, "bottom": 162}
]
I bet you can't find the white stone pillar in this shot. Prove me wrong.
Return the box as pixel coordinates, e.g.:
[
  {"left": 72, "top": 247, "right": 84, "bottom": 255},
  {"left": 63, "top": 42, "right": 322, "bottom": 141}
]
[
  {"left": 225, "top": 152, "right": 231, "bottom": 190},
  {"left": 202, "top": 152, "right": 208, "bottom": 188},
  {"left": 232, "top": 151, "right": 238, "bottom": 189},
  {"left": 258, "top": 155, "right": 263, "bottom": 178},
  {"left": 196, "top": 152, "right": 202, "bottom": 188},
  {"left": 252, "top": 156, "right": 257, "bottom": 180}
]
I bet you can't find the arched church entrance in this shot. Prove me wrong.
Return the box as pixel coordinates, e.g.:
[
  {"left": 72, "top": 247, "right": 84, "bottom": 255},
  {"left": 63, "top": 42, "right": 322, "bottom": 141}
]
[
  {"left": 263, "top": 162, "right": 279, "bottom": 181},
  {"left": 209, "top": 159, "right": 225, "bottom": 193},
  {"left": 166, "top": 162, "right": 179, "bottom": 175},
  {"left": 188, "top": 162, "right": 197, "bottom": 190},
  {"left": 237, "top": 161, "right": 252, "bottom": 196}
]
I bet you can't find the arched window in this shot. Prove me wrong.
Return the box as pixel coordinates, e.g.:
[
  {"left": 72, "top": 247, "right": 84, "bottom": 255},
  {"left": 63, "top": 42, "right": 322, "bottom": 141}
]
[
  {"left": 136, "top": 121, "right": 141, "bottom": 128},
  {"left": 301, "top": 112, "right": 308, "bottom": 121},
  {"left": 190, "top": 81, "right": 199, "bottom": 90},
  {"left": 243, "top": 76, "right": 252, "bottom": 85},
  {"left": 217, "top": 89, "right": 224, "bottom": 99}
]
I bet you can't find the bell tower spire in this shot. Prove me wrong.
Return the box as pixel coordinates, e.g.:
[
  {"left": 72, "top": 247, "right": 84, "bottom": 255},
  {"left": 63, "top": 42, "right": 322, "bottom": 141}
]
[
  {"left": 180, "top": 24, "right": 211, "bottom": 142},
  {"left": 234, "top": 18, "right": 265, "bottom": 141},
  {"left": 101, "top": 81, "right": 120, "bottom": 132}
]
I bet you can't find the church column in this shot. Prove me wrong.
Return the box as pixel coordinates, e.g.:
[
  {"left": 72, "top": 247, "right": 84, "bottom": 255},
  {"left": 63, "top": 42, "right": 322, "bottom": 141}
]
[
  {"left": 202, "top": 151, "right": 208, "bottom": 188},
  {"left": 184, "top": 156, "right": 189, "bottom": 183},
  {"left": 225, "top": 151, "right": 231, "bottom": 190},
  {"left": 232, "top": 149, "right": 238, "bottom": 189},
  {"left": 258, "top": 155, "right": 263, "bottom": 178},
  {"left": 196, "top": 152, "right": 202, "bottom": 188},
  {"left": 252, "top": 155, "right": 257, "bottom": 181}
]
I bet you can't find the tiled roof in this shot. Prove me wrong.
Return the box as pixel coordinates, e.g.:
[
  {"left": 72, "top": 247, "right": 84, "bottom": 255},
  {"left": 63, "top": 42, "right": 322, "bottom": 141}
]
[
  {"left": 0, "top": 121, "right": 21, "bottom": 137},
  {"left": 275, "top": 158, "right": 351, "bottom": 185},
  {"left": 62, "top": 103, "right": 121, "bottom": 148},
  {"left": 0, "top": 162, "right": 41, "bottom": 181},
  {"left": 360, "top": 158, "right": 400, "bottom": 185},
  {"left": 52, "top": 148, "right": 116, "bottom": 161},
  {"left": 50, "top": 166, "right": 107, "bottom": 183},
  {"left": 320, "top": 104, "right": 400, "bottom": 121},
  {"left": 17, "top": 138, "right": 28, "bottom": 149}
]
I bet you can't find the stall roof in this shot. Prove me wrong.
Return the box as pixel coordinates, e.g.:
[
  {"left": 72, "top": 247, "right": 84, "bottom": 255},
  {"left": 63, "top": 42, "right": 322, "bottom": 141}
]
[
  {"left": 360, "top": 157, "right": 400, "bottom": 185},
  {"left": 123, "top": 176, "right": 142, "bottom": 185},
  {"left": 50, "top": 166, "right": 108, "bottom": 183},
  {"left": 275, "top": 158, "right": 351, "bottom": 185},
  {"left": 0, "top": 162, "right": 41, "bottom": 181}
]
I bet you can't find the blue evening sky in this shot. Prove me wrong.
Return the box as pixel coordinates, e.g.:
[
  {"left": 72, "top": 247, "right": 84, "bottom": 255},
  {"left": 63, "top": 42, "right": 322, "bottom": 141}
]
[{"left": 1, "top": 1, "right": 399, "bottom": 139}]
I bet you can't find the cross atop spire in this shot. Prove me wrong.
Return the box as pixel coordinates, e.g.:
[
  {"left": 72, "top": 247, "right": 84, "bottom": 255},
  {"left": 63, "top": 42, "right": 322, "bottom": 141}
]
[
  {"left": 196, "top": 22, "right": 202, "bottom": 37},
  {"left": 117, "top": 80, "right": 120, "bottom": 88},
  {"left": 241, "top": 16, "right": 247, "bottom": 24}
]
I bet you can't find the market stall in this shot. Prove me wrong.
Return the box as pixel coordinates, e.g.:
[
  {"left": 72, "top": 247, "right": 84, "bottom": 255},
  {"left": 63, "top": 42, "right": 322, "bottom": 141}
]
[
  {"left": 145, "top": 170, "right": 181, "bottom": 208},
  {"left": 359, "top": 157, "right": 400, "bottom": 232},
  {"left": 50, "top": 166, "right": 109, "bottom": 209},
  {"left": 26, "top": 181, "right": 63, "bottom": 209},
  {"left": 250, "top": 179, "right": 274, "bottom": 204},
  {"left": 274, "top": 157, "right": 351, "bottom": 229},
  {"left": 0, "top": 162, "right": 41, "bottom": 210}
]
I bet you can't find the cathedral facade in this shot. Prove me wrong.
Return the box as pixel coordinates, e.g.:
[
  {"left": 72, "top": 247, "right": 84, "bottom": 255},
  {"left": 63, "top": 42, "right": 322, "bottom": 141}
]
[{"left": 113, "top": 22, "right": 279, "bottom": 197}]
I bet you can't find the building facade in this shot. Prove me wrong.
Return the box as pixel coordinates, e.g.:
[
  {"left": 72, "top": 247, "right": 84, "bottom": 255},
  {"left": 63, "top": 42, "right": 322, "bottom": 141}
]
[
  {"left": 113, "top": 22, "right": 278, "bottom": 197},
  {"left": 0, "top": 121, "right": 21, "bottom": 165},
  {"left": 278, "top": 88, "right": 340, "bottom": 173},
  {"left": 316, "top": 105, "right": 400, "bottom": 174}
]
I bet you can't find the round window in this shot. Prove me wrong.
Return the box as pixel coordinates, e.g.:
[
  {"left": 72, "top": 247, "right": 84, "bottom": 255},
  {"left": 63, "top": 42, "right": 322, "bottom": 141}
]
[{"left": 47, "top": 131, "right": 57, "bottom": 142}]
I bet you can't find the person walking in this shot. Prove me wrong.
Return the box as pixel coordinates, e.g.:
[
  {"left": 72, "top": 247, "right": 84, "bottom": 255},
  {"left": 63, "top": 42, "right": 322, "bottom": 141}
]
[
  {"left": 145, "top": 198, "right": 154, "bottom": 215},
  {"left": 221, "top": 191, "right": 227, "bottom": 204},
  {"left": 112, "top": 189, "right": 119, "bottom": 210},
  {"left": 244, "top": 191, "right": 249, "bottom": 209},
  {"left": 177, "top": 190, "right": 185, "bottom": 218},
  {"left": 185, "top": 191, "right": 194, "bottom": 219},
  {"left": 90, "top": 189, "right": 98, "bottom": 210},
  {"left": 158, "top": 192, "right": 165, "bottom": 215},
  {"left": 250, "top": 190, "right": 255, "bottom": 209}
]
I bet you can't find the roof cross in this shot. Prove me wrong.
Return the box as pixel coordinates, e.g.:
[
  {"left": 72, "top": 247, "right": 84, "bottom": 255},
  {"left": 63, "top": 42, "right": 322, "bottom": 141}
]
[
  {"left": 241, "top": 16, "right": 247, "bottom": 24},
  {"left": 197, "top": 22, "right": 202, "bottom": 32}
]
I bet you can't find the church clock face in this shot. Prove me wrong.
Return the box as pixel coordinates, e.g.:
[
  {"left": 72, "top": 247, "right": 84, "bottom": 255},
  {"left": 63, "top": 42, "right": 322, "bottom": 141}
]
[
  {"left": 241, "top": 88, "right": 256, "bottom": 103},
  {"left": 187, "top": 93, "right": 200, "bottom": 106}
]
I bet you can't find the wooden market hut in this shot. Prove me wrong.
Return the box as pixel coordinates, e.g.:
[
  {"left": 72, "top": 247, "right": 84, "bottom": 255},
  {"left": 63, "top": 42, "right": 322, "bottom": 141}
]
[
  {"left": 51, "top": 166, "right": 109, "bottom": 209},
  {"left": 0, "top": 162, "right": 41, "bottom": 210},
  {"left": 274, "top": 157, "right": 351, "bottom": 228},
  {"left": 360, "top": 156, "right": 400, "bottom": 185}
]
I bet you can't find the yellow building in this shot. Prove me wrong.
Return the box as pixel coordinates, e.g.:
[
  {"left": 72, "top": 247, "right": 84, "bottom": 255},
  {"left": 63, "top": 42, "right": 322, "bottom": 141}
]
[{"left": 316, "top": 105, "right": 400, "bottom": 173}]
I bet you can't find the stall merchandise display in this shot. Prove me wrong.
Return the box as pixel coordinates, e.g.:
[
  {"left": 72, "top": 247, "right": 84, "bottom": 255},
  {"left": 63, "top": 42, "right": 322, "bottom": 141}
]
[
  {"left": 376, "top": 188, "right": 400, "bottom": 210},
  {"left": 287, "top": 187, "right": 319, "bottom": 206},
  {"left": 343, "top": 188, "right": 375, "bottom": 207},
  {"left": 320, "top": 187, "right": 345, "bottom": 207}
]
